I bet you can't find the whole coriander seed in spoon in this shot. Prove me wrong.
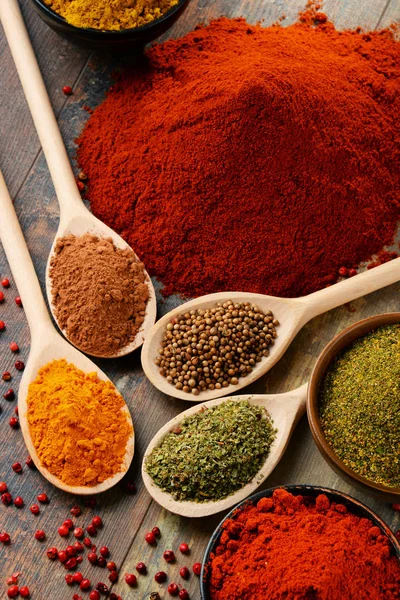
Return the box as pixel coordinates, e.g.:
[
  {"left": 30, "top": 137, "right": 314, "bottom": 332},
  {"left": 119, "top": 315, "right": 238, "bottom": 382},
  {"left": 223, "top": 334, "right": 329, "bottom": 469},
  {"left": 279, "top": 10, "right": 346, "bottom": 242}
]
[{"left": 156, "top": 301, "right": 279, "bottom": 396}]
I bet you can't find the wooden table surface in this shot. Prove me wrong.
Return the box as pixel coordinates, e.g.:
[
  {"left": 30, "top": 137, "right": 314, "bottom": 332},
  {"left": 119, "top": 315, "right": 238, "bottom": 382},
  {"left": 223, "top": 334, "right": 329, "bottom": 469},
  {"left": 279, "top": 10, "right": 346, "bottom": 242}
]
[{"left": 0, "top": 0, "right": 399, "bottom": 598}]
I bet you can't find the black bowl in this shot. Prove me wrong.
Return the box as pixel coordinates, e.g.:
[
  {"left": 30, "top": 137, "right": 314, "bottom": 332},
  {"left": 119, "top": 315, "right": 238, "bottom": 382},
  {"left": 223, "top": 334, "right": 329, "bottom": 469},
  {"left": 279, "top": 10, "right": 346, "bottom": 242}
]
[
  {"left": 29, "top": 0, "right": 190, "bottom": 50},
  {"left": 200, "top": 484, "right": 400, "bottom": 600}
]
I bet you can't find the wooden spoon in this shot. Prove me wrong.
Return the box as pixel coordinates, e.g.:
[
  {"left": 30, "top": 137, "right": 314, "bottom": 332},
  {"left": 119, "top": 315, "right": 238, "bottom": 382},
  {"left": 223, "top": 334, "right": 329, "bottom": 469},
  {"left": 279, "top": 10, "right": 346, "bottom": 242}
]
[
  {"left": 0, "top": 0, "right": 157, "bottom": 359},
  {"left": 142, "top": 383, "right": 307, "bottom": 517},
  {"left": 142, "top": 259, "right": 400, "bottom": 401},
  {"left": 0, "top": 170, "right": 134, "bottom": 495}
]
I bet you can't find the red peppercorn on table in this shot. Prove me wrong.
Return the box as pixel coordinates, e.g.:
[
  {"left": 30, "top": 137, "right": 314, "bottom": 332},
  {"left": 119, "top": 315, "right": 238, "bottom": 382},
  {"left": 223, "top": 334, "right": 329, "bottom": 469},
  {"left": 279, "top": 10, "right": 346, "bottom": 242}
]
[{"left": 0, "top": 0, "right": 399, "bottom": 598}]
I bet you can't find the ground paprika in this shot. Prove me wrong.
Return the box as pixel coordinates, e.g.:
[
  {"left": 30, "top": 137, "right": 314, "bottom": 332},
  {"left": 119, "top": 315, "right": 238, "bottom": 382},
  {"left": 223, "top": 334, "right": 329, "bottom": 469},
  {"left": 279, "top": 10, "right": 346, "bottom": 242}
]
[
  {"left": 208, "top": 488, "right": 400, "bottom": 600},
  {"left": 77, "top": 7, "right": 400, "bottom": 299}
]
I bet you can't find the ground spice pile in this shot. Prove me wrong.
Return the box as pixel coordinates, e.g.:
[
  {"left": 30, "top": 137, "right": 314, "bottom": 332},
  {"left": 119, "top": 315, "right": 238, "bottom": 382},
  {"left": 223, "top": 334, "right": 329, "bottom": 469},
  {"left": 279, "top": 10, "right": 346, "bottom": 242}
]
[
  {"left": 320, "top": 324, "right": 400, "bottom": 488},
  {"left": 27, "top": 359, "right": 132, "bottom": 486},
  {"left": 208, "top": 488, "right": 400, "bottom": 600},
  {"left": 44, "top": 0, "right": 178, "bottom": 30},
  {"left": 50, "top": 234, "right": 148, "bottom": 356},
  {"left": 77, "top": 8, "right": 400, "bottom": 299}
]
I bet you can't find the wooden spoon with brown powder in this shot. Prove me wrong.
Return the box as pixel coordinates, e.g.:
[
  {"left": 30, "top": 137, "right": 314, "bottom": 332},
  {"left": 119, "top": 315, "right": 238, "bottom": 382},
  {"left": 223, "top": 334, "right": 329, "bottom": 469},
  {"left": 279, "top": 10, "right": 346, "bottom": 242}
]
[{"left": 0, "top": 0, "right": 157, "bottom": 358}]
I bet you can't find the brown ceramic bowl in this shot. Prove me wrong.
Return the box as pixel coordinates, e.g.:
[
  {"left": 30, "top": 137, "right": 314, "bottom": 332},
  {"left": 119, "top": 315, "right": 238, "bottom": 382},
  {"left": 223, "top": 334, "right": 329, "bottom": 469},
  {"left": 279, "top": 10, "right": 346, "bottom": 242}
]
[{"left": 307, "top": 312, "right": 400, "bottom": 502}]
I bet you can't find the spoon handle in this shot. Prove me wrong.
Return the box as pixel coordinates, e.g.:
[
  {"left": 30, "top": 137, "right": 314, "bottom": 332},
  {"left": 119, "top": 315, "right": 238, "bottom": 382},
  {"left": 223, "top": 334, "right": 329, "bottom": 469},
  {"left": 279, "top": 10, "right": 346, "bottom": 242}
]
[
  {"left": 0, "top": 0, "right": 85, "bottom": 216},
  {"left": 300, "top": 257, "right": 400, "bottom": 321},
  {"left": 0, "top": 170, "right": 54, "bottom": 339}
]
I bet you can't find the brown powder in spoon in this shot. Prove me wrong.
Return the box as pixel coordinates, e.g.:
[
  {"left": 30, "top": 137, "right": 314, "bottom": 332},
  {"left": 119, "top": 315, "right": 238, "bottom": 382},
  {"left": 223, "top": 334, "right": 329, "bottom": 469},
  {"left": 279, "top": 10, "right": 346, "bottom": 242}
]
[{"left": 49, "top": 233, "right": 149, "bottom": 356}]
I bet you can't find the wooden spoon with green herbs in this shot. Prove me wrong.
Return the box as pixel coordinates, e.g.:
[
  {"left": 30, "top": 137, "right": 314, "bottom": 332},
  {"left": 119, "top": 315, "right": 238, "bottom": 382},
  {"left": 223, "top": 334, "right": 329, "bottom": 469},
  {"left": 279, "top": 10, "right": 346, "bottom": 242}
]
[{"left": 142, "top": 384, "right": 307, "bottom": 517}]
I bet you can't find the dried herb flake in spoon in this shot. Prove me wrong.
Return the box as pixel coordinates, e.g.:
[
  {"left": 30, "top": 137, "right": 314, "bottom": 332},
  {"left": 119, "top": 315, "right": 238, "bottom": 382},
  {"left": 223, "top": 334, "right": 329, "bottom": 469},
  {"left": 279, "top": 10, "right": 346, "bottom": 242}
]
[
  {"left": 146, "top": 400, "right": 276, "bottom": 502},
  {"left": 320, "top": 324, "right": 400, "bottom": 488}
]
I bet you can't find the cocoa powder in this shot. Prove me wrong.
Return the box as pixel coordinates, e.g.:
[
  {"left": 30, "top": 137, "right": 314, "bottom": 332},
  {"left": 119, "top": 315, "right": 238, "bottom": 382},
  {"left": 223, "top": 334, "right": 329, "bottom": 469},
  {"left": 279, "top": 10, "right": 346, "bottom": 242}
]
[{"left": 49, "top": 234, "right": 149, "bottom": 356}]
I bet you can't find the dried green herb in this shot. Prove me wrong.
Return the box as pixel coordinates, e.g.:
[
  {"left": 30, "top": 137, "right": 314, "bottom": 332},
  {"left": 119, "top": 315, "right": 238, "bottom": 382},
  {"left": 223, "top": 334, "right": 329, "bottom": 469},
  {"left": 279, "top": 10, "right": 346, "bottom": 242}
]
[
  {"left": 320, "top": 324, "right": 400, "bottom": 488},
  {"left": 146, "top": 400, "right": 277, "bottom": 502}
]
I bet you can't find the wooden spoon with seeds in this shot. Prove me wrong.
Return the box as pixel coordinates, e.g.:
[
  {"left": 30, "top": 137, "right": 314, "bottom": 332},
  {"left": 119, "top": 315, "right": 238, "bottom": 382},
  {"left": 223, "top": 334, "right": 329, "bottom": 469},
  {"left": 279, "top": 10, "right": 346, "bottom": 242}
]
[
  {"left": 142, "top": 257, "right": 400, "bottom": 402},
  {"left": 0, "top": 0, "right": 157, "bottom": 359}
]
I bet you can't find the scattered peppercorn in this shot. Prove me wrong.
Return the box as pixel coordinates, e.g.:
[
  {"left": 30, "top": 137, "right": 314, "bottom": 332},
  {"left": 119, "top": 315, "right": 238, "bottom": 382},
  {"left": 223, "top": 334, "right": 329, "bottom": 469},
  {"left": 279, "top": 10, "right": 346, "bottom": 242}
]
[
  {"left": 88, "top": 552, "right": 98, "bottom": 565},
  {"left": 7, "top": 586, "right": 19, "bottom": 599},
  {"left": 163, "top": 550, "right": 175, "bottom": 563},
  {"left": 80, "top": 578, "right": 91, "bottom": 590},
  {"left": 0, "top": 532, "right": 11, "bottom": 543},
  {"left": 90, "top": 592, "right": 100, "bottom": 600},
  {"left": 2, "top": 371, "right": 11, "bottom": 381},
  {"left": 62, "top": 85, "right": 73, "bottom": 95},
  {"left": 0, "top": 319, "right": 5, "bottom": 329},
  {"left": 154, "top": 572, "right": 167, "bottom": 584},
  {"left": 78, "top": 170, "right": 87, "bottom": 181},
  {"left": 19, "top": 587, "right": 30, "bottom": 599},
  {"left": 348, "top": 268, "right": 357, "bottom": 277},
  {"left": 65, "top": 557, "right": 78, "bottom": 570},
  {"left": 0, "top": 294, "right": 4, "bottom": 303},
  {"left": 66, "top": 545, "right": 77, "bottom": 557},
  {"left": 108, "top": 570, "right": 118, "bottom": 583},
  {"left": 58, "top": 525, "right": 70, "bottom": 537},
  {"left": 1, "top": 492, "right": 13, "bottom": 505},
  {"left": 87, "top": 524, "right": 97, "bottom": 536},
  {"left": 145, "top": 532, "right": 157, "bottom": 545},
  {"left": 30, "top": 504, "right": 40, "bottom": 515},
  {"left": 168, "top": 583, "right": 179, "bottom": 596},
  {"left": 13, "top": 496, "right": 24, "bottom": 508},
  {"left": 73, "top": 572, "right": 84, "bottom": 584},
  {"left": 125, "top": 573, "right": 137, "bottom": 587},
  {"left": 66, "top": 574, "right": 74, "bottom": 585},
  {"left": 180, "top": 567, "right": 190, "bottom": 580},
  {"left": 47, "top": 547, "right": 58, "bottom": 560},
  {"left": 97, "top": 556, "right": 107, "bottom": 568},
  {"left": 15, "top": 296, "right": 22, "bottom": 306},
  {"left": 9, "top": 416, "right": 19, "bottom": 429},
  {"left": 2, "top": 278, "right": 10, "bottom": 287},
  {"left": 136, "top": 562, "right": 147, "bottom": 574},
  {"left": 74, "top": 541, "right": 84, "bottom": 553},
  {"left": 0, "top": 482, "right": 7, "bottom": 492},
  {"left": 15, "top": 360, "right": 24, "bottom": 371},
  {"left": 37, "top": 493, "right": 49, "bottom": 503},
  {"left": 25, "top": 456, "right": 35, "bottom": 469},
  {"left": 77, "top": 180, "right": 85, "bottom": 192},
  {"left": 96, "top": 583, "right": 109, "bottom": 596},
  {"left": 179, "top": 543, "right": 189, "bottom": 554},
  {"left": 179, "top": 590, "right": 189, "bottom": 600},
  {"left": 12, "top": 462, "right": 22, "bottom": 474},
  {"left": 83, "top": 537, "right": 92, "bottom": 548},
  {"left": 92, "top": 516, "right": 103, "bottom": 528},
  {"left": 192, "top": 563, "right": 202, "bottom": 576},
  {"left": 58, "top": 550, "right": 68, "bottom": 563},
  {"left": 71, "top": 506, "right": 82, "bottom": 517},
  {"left": 107, "top": 561, "right": 117, "bottom": 571},
  {"left": 99, "top": 546, "right": 110, "bottom": 558},
  {"left": 35, "top": 530, "right": 46, "bottom": 541},
  {"left": 152, "top": 526, "right": 161, "bottom": 537},
  {"left": 338, "top": 266, "right": 348, "bottom": 277},
  {"left": 9, "top": 342, "right": 19, "bottom": 352},
  {"left": 3, "top": 389, "right": 15, "bottom": 401}
]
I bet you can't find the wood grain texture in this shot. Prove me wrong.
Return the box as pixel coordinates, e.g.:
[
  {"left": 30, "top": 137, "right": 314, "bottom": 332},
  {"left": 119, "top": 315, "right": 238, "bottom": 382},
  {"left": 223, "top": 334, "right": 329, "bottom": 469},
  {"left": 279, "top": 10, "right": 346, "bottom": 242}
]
[{"left": 0, "top": 0, "right": 399, "bottom": 597}]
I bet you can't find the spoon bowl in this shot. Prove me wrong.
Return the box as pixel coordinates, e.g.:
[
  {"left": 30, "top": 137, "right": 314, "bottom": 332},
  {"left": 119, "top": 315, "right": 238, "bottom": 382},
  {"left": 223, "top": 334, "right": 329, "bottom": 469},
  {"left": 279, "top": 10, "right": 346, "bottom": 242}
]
[
  {"left": 0, "top": 170, "right": 134, "bottom": 495},
  {"left": 45, "top": 207, "right": 157, "bottom": 359},
  {"left": 1, "top": 0, "right": 157, "bottom": 359},
  {"left": 142, "top": 254, "right": 400, "bottom": 402},
  {"left": 142, "top": 384, "right": 307, "bottom": 517}
]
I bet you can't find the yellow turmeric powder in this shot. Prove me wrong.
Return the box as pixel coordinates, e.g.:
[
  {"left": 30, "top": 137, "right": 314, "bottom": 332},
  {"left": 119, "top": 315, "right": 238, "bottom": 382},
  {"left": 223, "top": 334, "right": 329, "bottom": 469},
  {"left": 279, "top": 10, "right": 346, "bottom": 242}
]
[
  {"left": 27, "top": 359, "right": 133, "bottom": 487},
  {"left": 44, "top": 0, "right": 179, "bottom": 31}
]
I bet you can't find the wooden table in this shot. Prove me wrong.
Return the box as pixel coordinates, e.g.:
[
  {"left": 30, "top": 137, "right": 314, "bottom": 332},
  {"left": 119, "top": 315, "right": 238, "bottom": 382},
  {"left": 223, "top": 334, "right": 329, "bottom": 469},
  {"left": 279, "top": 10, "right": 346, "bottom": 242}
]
[{"left": 0, "top": 1, "right": 399, "bottom": 597}]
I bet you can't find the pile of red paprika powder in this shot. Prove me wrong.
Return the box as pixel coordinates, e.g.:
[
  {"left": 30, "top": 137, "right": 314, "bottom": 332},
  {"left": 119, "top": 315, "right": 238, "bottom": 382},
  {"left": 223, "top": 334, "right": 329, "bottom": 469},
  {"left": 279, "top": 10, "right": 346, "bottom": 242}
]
[
  {"left": 208, "top": 489, "right": 400, "bottom": 600},
  {"left": 77, "top": 5, "right": 400, "bottom": 299}
]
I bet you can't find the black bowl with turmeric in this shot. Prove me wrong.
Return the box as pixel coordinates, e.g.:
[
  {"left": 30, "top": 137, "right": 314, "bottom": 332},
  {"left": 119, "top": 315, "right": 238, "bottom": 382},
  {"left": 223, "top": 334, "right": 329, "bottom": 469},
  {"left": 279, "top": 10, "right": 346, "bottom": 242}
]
[{"left": 29, "top": 0, "right": 190, "bottom": 50}]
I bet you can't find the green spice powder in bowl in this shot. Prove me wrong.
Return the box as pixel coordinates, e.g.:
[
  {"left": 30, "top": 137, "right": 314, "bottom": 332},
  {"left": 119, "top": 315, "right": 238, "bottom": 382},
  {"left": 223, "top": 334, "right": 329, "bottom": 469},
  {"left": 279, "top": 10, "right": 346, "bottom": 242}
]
[{"left": 308, "top": 313, "right": 400, "bottom": 501}]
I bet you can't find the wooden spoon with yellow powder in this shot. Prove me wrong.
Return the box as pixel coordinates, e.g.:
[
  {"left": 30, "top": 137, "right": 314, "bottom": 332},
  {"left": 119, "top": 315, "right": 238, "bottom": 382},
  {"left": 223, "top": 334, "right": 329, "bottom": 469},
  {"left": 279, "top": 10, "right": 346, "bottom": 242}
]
[{"left": 0, "top": 170, "right": 134, "bottom": 494}]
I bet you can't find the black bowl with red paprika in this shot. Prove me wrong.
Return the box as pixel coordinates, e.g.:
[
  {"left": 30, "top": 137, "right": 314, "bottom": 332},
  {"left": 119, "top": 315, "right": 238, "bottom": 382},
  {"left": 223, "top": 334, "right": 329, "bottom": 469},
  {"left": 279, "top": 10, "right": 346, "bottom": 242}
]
[
  {"left": 29, "top": 0, "right": 190, "bottom": 50},
  {"left": 201, "top": 484, "right": 400, "bottom": 600}
]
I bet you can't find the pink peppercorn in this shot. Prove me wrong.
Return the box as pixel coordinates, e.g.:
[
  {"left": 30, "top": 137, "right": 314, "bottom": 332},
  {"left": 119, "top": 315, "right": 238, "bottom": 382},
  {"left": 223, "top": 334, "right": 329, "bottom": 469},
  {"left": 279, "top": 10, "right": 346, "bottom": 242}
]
[
  {"left": 37, "top": 493, "right": 49, "bottom": 503},
  {"left": 154, "top": 571, "right": 167, "bottom": 584},
  {"left": 46, "top": 547, "right": 58, "bottom": 560},
  {"left": 70, "top": 506, "right": 82, "bottom": 517},
  {"left": 179, "top": 590, "right": 190, "bottom": 600},
  {"left": 30, "top": 504, "right": 40, "bottom": 515},
  {"left": 179, "top": 543, "right": 190, "bottom": 554},
  {"left": 168, "top": 583, "right": 179, "bottom": 596},
  {"left": 0, "top": 532, "right": 11, "bottom": 544},
  {"left": 192, "top": 562, "right": 202, "bottom": 576},
  {"left": 66, "top": 574, "right": 74, "bottom": 585},
  {"left": 99, "top": 546, "right": 110, "bottom": 558},
  {"left": 73, "top": 572, "right": 83, "bottom": 584},
  {"left": 92, "top": 516, "right": 103, "bottom": 528},
  {"left": 145, "top": 531, "right": 157, "bottom": 545},
  {"left": 180, "top": 567, "right": 190, "bottom": 580},
  {"left": 58, "top": 525, "right": 69, "bottom": 537},
  {"left": 136, "top": 562, "right": 146, "bottom": 574},
  {"left": 13, "top": 496, "right": 24, "bottom": 508},
  {"left": 1, "top": 492, "right": 13, "bottom": 506},
  {"left": 125, "top": 573, "right": 137, "bottom": 587},
  {"left": 163, "top": 550, "right": 175, "bottom": 563},
  {"left": 19, "top": 587, "right": 30, "bottom": 598},
  {"left": 87, "top": 524, "right": 97, "bottom": 537},
  {"left": 74, "top": 527, "right": 84, "bottom": 539},
  {"left": 9, "top": 342, "right": 19, "bottom": 352},
  {"left": 9, "top": 417, "right": 19, "bottom": 429},
  {"left": 80, "top": 578, "right": 91, "bottom": 590},
  {"left": 35, "top": 530, "right": 46, "bottom": 541},
  {"left": 0, "top": 482, "right": 7, "bottom": 492},
  {"left": 7, "top": 586, "right": 19, "bottom": 598},
  {"left": 108, "top": 570, "right": 118, "bottom": 583}
]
